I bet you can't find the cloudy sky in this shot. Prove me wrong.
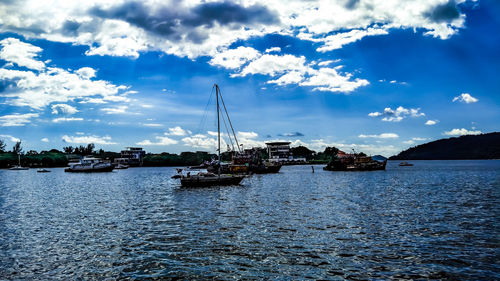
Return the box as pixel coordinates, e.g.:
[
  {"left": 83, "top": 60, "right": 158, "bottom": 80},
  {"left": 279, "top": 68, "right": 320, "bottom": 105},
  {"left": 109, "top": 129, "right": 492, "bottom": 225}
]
[{"left": 0, "top": 0, "right": 499, "bottom": 156}]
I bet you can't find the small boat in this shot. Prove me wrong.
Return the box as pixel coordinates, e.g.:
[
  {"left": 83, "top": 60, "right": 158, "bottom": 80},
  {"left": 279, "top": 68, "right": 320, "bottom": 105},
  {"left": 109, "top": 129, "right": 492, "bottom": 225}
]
[
  {"left": 180, "top": 172, "right": 245, "bottom": 187},
  {"left": 399, "top": 162, "right": 414, "bottom": 166},
  {"left": 9, "top": 154, "right": 29, "bottom": 170},
  {"left": 64, "top": 157, "right": 114, "bottom": 172},
  {"left": 37, "top": 168, "right": 51, "bottom": 173},
  {"left": 115, "top": 164, "right": 129, "bottom": 169}
]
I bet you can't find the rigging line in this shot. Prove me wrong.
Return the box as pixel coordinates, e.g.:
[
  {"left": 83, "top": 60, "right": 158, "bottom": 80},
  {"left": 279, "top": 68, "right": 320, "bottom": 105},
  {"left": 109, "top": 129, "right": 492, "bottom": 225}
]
[
  {"left": 219, "top": 105, "right": 235, "bottom": 152},
  {"left": 217, "top": 87, "right": 241, "bottom": 153},
  {"left": 196, "top": 86, "right": 215, "bottom": 135}
]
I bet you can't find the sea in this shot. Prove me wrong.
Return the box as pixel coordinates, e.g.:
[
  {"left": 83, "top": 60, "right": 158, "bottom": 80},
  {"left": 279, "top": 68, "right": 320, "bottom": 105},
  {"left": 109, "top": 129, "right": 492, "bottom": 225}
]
[{"left": 0, "top": 160, "right": 499, "bottom": 280}]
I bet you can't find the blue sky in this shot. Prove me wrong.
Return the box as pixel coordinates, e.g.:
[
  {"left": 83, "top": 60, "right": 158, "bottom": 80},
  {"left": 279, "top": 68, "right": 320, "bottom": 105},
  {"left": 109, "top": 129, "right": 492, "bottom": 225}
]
[{"left": 0, "top": 0, "right": 499, "bottom": 156}]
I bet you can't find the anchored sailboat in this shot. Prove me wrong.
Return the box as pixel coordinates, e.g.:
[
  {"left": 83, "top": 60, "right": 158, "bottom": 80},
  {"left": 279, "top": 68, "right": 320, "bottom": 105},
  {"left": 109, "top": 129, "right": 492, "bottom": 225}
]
[
  {"left": 9, "top": 154, "right": 29, "bottom": 170},
  {"left": 179, "top": 84, "right": 245, "bottom": 187}
]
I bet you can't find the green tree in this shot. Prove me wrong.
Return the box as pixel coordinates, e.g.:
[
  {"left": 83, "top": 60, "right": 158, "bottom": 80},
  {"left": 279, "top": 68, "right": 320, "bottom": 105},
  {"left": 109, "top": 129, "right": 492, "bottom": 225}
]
[
  {"left": 0, "top": 139, "right": 5, "bottom": 153},
  {"left": 12, "top": 141, "right": 23, "bottom": 154},
  {"left": 63, "top": 146, "right": 74, "bottom": 154}
]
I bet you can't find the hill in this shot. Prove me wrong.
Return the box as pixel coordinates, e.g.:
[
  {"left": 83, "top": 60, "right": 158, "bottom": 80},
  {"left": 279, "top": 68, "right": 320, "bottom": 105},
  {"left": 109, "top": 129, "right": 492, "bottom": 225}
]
[{"left": 390, "top": 132, "right": 500, "bottom": 160}]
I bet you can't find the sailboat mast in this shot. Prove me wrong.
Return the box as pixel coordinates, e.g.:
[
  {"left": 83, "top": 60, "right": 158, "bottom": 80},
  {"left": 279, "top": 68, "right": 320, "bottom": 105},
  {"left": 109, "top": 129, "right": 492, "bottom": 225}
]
[{"left": 216, "top": 84, "right": 221, "bottom": 176}]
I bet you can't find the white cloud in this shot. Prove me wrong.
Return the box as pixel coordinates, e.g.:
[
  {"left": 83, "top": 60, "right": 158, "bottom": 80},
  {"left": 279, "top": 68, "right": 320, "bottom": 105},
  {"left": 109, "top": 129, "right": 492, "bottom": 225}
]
[
  {"left": 359, "top": 133, "right": 399, "bottom": 139},
  {"left": 62, "top": 134, "right": 117, "bottom": 144},
  {"left": 75, "top": 67, "right": 96, "bottom": 79},
  {"left": 51, "top": 104, "right": 78, "bottom": 115},
  {"left": 143, "top": 123, "right": 163, "bottom": 127},
  {"left": 317, "top": 59, "right": 340, "bottom": 66},
  {"left": 236, "top": 54, "right": 308, "bottom": 77},
  {"left": 0, "top": 1, "right": 469, "bottom": 94},
  {"left": 165, "top": 126, "right": 188, "bottom": 136},
  {"left": 0, "top": 39, "right": 129, "bottom": 110},
  {"left": 0, "top": 38, "right": 45, "bottom": 70},
  {"left": 0, "top": 134, "right": 21, "bottom": 142},
  {"left": 52, "top": 117, "right": 84, "bottom": 123},
  {"left": 265, "top": 47, "right": 281, "bottom": 53},
  {"left": 315, "top": 28, "right": 389, "bottom": 52},
  {"left": 452, "top": 93, "right": 478, "bottom": 103},
  {"left": 403, "top": 137, "right": 428, "bottom": 145},
  {"left": 209, "top": 46, "right": 261, "bottom": 69},
  {"left": 182, "top": 134, "right": 221, "bottom": 150},
  {"left": 101, "top": 105, "right": 128, "bottom": 114},
  {"left": 369, "top": 106, "right": 425, "bottom": 122},
  {"left": 425, "top": 120, "right": 438, "bottom": 125},
  {"left": 443, "top": 128, "right": 482, "bottom": 136},
  {"left": 136, "top": 136, "right": 178, "bottom": 146},
  {"left": 237, "top": 131, "right": 258, "bottom": 139},
  {"left": 300, "top": 67, "right": 369, "bottom": 93},
  {"left": 0, "top": 113, "right": 39, "bottom": 126},
  {"left": 41, "top": 137, "right": 49, "bottom": 142}
]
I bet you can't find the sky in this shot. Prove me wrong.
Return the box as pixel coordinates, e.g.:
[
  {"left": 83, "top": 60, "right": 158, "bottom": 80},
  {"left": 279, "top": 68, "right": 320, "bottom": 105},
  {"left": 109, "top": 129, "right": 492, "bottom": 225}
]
[{"left": 0, "top": 0, "right": 499, "bottom": 156}]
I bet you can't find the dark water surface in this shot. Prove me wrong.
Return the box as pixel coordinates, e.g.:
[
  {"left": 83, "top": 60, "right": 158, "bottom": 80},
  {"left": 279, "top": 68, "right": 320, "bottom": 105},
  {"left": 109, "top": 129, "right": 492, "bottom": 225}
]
[{"left": 1, "top": 160, "right": 499, "bottom": 280}]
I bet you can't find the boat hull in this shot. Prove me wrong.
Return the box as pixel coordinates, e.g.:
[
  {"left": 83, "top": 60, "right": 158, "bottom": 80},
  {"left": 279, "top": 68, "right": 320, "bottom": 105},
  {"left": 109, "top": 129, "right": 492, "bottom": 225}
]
[
  {"left": 180, "top": 175, "right": 244, "bottom": 187},
  {"left": 64, "top": 165, "right": 114, "bottom": 172}
]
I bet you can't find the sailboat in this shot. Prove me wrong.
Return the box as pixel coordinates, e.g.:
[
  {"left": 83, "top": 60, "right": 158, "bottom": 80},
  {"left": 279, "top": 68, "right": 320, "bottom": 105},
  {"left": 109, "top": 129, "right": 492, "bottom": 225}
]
[
  {"left": 179, "top": 84, "right": 245, "bottom": 187},
  {"left": 9, "top": 154, "right": 29, "bottom": 170}
]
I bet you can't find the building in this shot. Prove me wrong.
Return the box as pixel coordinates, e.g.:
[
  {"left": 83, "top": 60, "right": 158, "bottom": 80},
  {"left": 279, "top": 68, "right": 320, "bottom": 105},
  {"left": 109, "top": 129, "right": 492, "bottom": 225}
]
[
  {"left": 114, "top": 147, "right": 146, "bottom": 166},
  {"left": 265, "top": 142, "right": 306, "bottom": 163}
]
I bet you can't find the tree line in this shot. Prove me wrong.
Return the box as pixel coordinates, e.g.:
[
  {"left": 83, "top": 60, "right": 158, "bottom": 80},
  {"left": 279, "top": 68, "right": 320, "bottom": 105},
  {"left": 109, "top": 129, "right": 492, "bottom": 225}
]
[{"left": 0, "top": 138, "right": 343, "bottom": 168}]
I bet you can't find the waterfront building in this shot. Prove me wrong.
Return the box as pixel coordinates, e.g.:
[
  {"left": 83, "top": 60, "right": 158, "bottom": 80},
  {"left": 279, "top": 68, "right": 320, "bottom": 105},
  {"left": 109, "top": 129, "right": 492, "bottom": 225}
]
[
  {"left": 266, "top": 142, "right": 306, "bottom": 163},
  {"left": 114, "top": 147, "right": 146, "bottom": 166}
]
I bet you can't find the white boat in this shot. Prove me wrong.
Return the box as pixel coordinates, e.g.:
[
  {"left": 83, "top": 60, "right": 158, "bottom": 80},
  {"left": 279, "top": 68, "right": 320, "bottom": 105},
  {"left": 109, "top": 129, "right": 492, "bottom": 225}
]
[
  {"left": 37, "top": 168, "right": 51, "bottom": 173},
  {"left": 9, "top": 154, "right": 29, "bottom": 170},
  {"left": 64, "top": 157, "right": 114, "bottom": 172}
]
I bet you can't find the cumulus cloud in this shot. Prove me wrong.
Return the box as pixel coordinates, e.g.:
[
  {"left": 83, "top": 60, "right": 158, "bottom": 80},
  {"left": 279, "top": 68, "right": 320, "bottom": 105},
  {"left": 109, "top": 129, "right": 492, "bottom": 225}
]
[
  {"left": 0, "top": 1, "right": 471, "bottom": 94},
  {"left": 425, "top": 120, "right": 438, "bottom": 125},
  {"left": 51, "top": 104, "right": 79, "bottom": 115},
  {"left": 136, "top": 136, "right": 178, "bottom": 146},
  {"left": 182, "top": 134, "right": 221, "bottom": 150},
  {"left": 368, "top": 106, "right": 425, "bottom": 122},
  {"left": 265, "top": 47, "right": 281, "bottom": 53},
  {"left": 237, "top": 131, "right": 258, "bottom": 139},
  {"left": 0, "top": 39, "right": 129, "bottom": 110},
  {"left": 359, "top": 133, "right": 399, "bottom": 139},
  {"left": 209, "top": 46, "right": 260, "bottom": 69},
  {"left": 41, "top": 137, "right": 49, "bottom": 142},
  {"left": 453, "top": 93, "right": 478, "bottom": 103},
  {"left": 0, "top": 134, "right": 21, "bottom": 142},
  {"left": 0, "top": 113, "right": 39, "bottom": 126},
  {"left": 62, "top": 134, "right": 117, "bottom": 144},
  {"left": 166, "top": 126, "right": 189, "bottom": 136},
  {"left": 443, "top": 128, "right": 482, "bottom": 136},
  {"left": 0, "top": 38, "right": 45, "bottom": 70}
]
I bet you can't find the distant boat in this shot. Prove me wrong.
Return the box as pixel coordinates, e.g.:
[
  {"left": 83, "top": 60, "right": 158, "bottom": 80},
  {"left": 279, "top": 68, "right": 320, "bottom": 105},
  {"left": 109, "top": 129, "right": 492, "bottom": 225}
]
[
  {"left": 37, "top": 168, "right": 51, "bottom": 173},
  {"left": 176, "top": 84, "right": 244, "bottom": 187},
  {"left": 115, "top": 164, "right": 129, "bottom": 169},
  {"left": 323, "top": 154, "right": 387, "bottom": 171},
  {"left": 64, "top": 157, "right": 114, "bottom": 172},
  {"left": 9, "top": 154, "right": 29, "bottom": 170},
  {"left": 399, "top": 162, "right": 414, "bottom": 166}
]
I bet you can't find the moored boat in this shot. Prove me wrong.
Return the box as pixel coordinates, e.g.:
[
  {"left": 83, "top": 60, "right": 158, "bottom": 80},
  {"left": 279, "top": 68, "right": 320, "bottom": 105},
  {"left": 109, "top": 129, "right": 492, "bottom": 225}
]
[
  {"left": 324, "top": 152, "right": 387, "bottom": 171},
  {"left": 177, "top": 84, "right": 245, "bottom": 187},
  {"left": 64, "top": 157, "right": 114, "bottom": 172},
  {"left": 9, "top": 155, "right": 29, "bottom": 170},
  {"left": 37, "top": 168, "right": 51, "bottom": 173}
]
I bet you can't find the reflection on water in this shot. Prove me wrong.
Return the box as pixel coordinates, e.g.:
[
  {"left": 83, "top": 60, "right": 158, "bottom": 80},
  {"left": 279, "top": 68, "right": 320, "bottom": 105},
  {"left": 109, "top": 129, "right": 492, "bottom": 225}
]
[{"left": 0, "top": 160, "right": 499, "bottom": 279}]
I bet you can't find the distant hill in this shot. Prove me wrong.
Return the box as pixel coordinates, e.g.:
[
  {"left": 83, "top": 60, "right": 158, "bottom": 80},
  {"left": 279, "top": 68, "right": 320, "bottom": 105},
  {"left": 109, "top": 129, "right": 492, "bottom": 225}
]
[{"left": 390, "top": 132, "right": 500, "bottom": 160}]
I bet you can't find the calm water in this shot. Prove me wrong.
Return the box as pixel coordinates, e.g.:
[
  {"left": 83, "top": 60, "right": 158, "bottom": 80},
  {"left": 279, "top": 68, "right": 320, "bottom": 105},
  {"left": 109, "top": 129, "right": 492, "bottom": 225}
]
[{"left": 0, "top": 160, "right": 499, "bottom": 280}]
